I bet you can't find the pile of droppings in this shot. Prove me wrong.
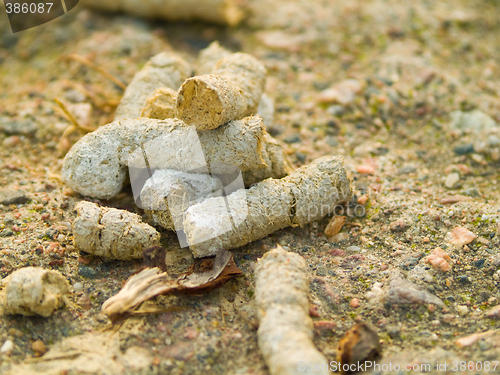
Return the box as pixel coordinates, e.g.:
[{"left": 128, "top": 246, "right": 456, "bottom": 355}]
[{"left": 1, "top": 0, "right": 500, "bottom": 374}]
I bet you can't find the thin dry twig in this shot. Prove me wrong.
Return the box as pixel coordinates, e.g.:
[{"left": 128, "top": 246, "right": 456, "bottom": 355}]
[
  {"left": 54, "top": 97, "right": 99, "bottom": 154},
  {"left": 62, "top": 80, "right": 118, "bottom": 109},
  {"left": 65, "top": 54, "right": 127, "bottom": 90},
  {"left": 54, "top": 97, "right": 81, "bottom": 129}
]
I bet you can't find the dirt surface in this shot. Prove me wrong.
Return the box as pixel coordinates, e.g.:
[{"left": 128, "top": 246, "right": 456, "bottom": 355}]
[{"left": 1, "top": 0, "right": 500, "bottom": 374}]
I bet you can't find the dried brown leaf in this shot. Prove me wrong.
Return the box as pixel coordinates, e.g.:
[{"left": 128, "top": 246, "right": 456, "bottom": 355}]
[
  {"left": 338, "top": 322, "right": 381, "bottom": 372},
  {"left": 102, "top": 249, "right": 242, "bottom": 321},
  {"left": 325, "top": 216, "right": 346, "bottom": 237}
]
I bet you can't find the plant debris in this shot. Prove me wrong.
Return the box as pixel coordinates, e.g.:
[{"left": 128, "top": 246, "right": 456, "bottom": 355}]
[
  {"left": 102, "top": 249, "right": 242, "bottom": 320},
  {"left": 337, "top": 322, "right": 381, "bottom": 373}
]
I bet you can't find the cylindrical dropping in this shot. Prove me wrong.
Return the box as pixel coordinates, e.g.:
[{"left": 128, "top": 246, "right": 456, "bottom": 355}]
[
  {"left": 62, "top": 117, "right": 268, "bottom": 199},
  {"left": 257, "top": 93, "right": 274, "bottom": 127},
  {"left": 2, "top": 267, "right": 71, "bottom": 317},
  {"left": 255, "top": 246, "right": 329, "bottom": 375},
  {"left": 184, "top": 156, "right": 352, "bottom": 257},
  {"left": 195, "top": 41, "right": 231, "bottom": 75},
  {"left": 177, "top": 53, "right": 266, "bottom": 130},
  {"left": 195, "top": 43, "right": 274, "bottom": 127},
  {"left": 72, "top": 201, "right": 160, "bottom": 260},
  {"left": 140, "top": 88, "right": 178, "bottom": 120},
  {"left": 242, "top": 133, "right": 293, "bottom": 185},
  {"left": 141, "top": 169, "right": 223, "bottom": 231},
  {"left": 82, "top": 0, "right": 245, "bottom": 26},
  {"left": 115, "top": 52, "right": 191, "bottom": 120}
]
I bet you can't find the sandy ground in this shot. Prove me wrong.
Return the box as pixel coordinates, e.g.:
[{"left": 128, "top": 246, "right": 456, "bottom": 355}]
[{"left": 1, "top": 0, "right": 500, "bottom": 374}]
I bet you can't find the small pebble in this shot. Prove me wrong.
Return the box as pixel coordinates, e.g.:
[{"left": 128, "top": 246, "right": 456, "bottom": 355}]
[
  {"left": 73, "top": 282, "right": 84, "bottom": 293},
  {"left": 329, "top": 232, "right": 348, "bottom": 243},
  {"left": 457, "top": 305, "right": 469, "bottom": 316},
  {"left": 184, "top": 327, "right": 199, "bottom": 340},
  {"left": 386, "top": 325, "right": 401, "bottom": 339},
  {"left": 486, "top": 305, "right": 500, "bottom": 318},
  {"left": 317, "top": 79, "right": 362, "bottom": 105},
  {"left": 473, "top": 259, "right": 486, "bottom": 269},
  {"left": 356, "top": 165, "right": 375, "bottom": 174},
  {"left": 283, "top": 134, "right": 301, "bottom": 144},
  {"left": 398, "top": 166, "right": 417, "bottom": 175},
  {"left": 327, "top": 105, "right": 344, "bottom": 116},
  {"left": 329, "top": 248, "right": 346, "bottom": 257},
  {"left": 32, "top": 340, "right": 46, "bottom": 356},
  {"left": 309, "top": 305, "right": 320, "bottom": 317},
  {"left": 357, "top": 195, "right": 368, "bottom": 205},
  {"left": 349, "top": 298, "right": 360, "bottom": 308},
  {"left": 346, "top": 246, "right": 361, "bottom": 252},
  {"left": 315, "top": 267, "right": 326, "bottom": 276},
  {"left": 386, "top": 274, "right": 443, "bottom": 306},
  {"left": 479, "top": 340, "right": 493, "bottom": 352},
  {"left": 3, "top": 136, "right": 20, "bottom": 147},
  {"left": 442, "top": 314, "right": 455, "bottom": 323},
  {"left": 447, "top": 227, "right": 477, "bottom": 247},
  {"left": 0, "top": 189, "right": 29, "bottom": 205},
  {"left": 389, "top": 219, "right": 409, "bottom": 232},
  {"left": 445, "top": 172, "right": 460, "bottom": 188},
  {"left": 424, "top": 247, "right": 451, "bottom": 272},
  {"left": 78, "top": 265, "right": 98, "bottom": 279},
  {"left": 313, "top": 321, "right": 336, "bottom": 330},
  {"left": 453, "top": 144, "right": 474, "bottom": 155},
  {"left": 0, "top": 117, "right": 36, "bottom": 134},
  {"left": 0, "top": 340, "right": 13, "bottom": 354},
  {"left": 77, "top": 294, "right": 92, "bottom": 310}
]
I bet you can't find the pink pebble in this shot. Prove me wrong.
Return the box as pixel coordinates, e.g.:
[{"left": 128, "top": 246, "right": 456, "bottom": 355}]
[
  {"left": 350, "top": 298, "right": 360, "bottom": 308},
  {"left": 328, "top": 248, "right": 346, "bottom": 257},
  {"left": 356, "top": 165, "right": 375, "bottom": 174},
  {"left": 183, "top": 327, "right": 199, "bottom": 340}
]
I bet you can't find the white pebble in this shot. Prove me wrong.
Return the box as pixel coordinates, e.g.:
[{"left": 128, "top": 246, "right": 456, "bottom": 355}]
[
  {"left": 73, "top": 282, "right": 84, "bottom": 293},
  {"left": 0, "top": 340, "right": 13, "bottom": 354},
  {"left": 445, "top": 172, "right": 460, "bottom": 189},
  {"left": 457, "top": 305, "right": 469, "bottom": 316}
]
